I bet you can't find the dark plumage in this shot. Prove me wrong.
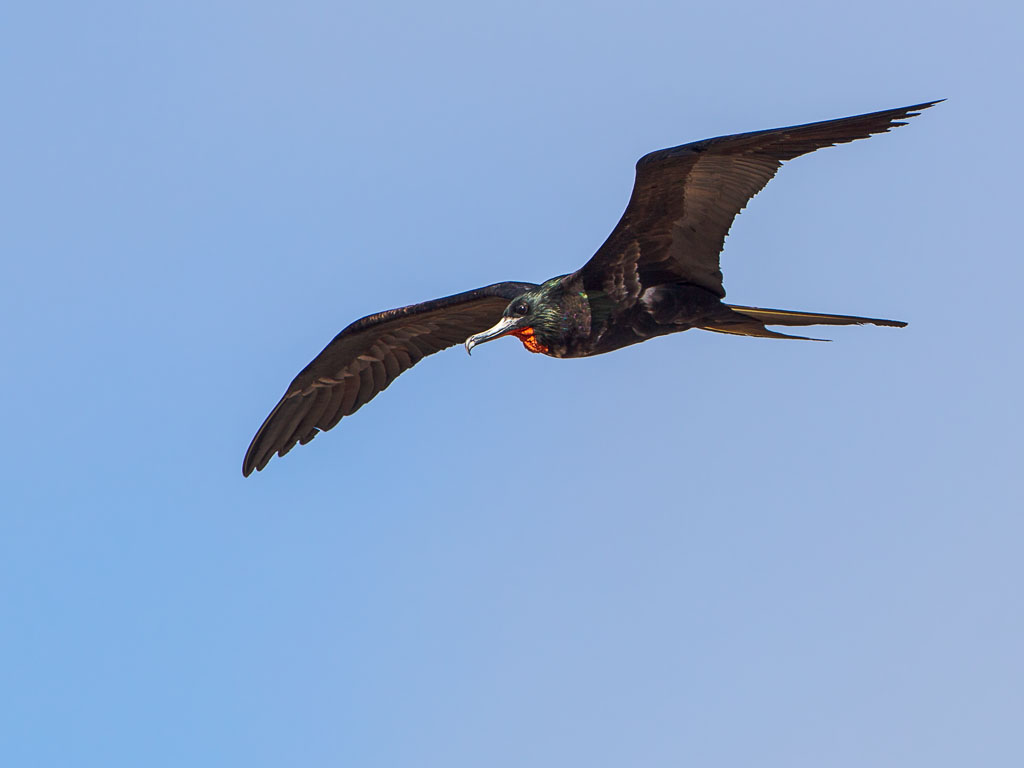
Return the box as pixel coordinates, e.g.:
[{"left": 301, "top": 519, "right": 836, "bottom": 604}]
[{"left": 244, "top": 101, "right": 938, "bottom": 476}]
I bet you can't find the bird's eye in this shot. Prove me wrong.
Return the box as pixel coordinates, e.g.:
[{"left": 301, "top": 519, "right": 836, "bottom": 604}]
[{"left": 512, "top": 301, "right": 530, "bottom": 316}]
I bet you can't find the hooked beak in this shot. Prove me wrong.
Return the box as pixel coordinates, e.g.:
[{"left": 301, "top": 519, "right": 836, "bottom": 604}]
[{"left": 464, "top": 316, "right": 522, "bottom": 355}]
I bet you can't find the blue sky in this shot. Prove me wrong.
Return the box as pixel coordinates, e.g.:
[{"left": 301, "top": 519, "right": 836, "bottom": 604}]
[{"left": 2, "top": 1, "right": 1022, "bottom": 766}]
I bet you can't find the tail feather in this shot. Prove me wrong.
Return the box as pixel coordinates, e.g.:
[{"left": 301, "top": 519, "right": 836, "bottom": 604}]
[
  {"left": 699, "top": 304, "right": 906, "bottom": 341},
  {"left": 700, "top": 323, "right": 827, "bottom": 341},
  {"left": 726, "top": 304, "right": 907, "bottom": 328}
]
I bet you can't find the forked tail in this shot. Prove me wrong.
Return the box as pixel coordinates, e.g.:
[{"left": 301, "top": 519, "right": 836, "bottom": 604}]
[{"left": 700, "top": 304, "right": 907, "bottom": 341}]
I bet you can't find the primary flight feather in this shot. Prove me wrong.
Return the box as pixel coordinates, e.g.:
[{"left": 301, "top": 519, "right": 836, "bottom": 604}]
[{"left": 243, "top": 100, "right": 938, "bottom": 476}]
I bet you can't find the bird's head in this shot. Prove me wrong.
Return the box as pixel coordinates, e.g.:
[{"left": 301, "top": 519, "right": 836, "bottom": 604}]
[{"left": 464, "top": 280, "right": 576, "bottom": 356}]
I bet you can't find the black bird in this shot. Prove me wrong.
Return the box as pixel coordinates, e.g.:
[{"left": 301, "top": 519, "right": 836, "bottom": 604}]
[{"left": 243, "top": 101, "right": 937, "bottom": 476}]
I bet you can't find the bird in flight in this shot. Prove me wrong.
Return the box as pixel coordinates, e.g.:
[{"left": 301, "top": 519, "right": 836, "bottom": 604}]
[{"left": 243, "top": 100, "right": 938, "bottom": 476}]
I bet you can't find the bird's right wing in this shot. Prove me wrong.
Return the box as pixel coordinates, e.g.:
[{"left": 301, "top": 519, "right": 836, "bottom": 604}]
[
  {"left": 243, "top": 281, "right": 537, "bottom": 476},
  {"left": 576, "top": 101, "right": 940, "bottom": 301}
]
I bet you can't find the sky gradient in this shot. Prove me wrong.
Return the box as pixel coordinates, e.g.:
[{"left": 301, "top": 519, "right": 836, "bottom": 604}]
[{"left": 2, "top": 1, "right": 1022, "bottom": 766}]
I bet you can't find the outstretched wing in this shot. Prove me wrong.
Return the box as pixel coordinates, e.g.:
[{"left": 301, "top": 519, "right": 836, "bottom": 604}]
[
  {"left": 577, "top": 101, "right": 940, "bottom": 301},
  {"left": 243, "top": 281, "right": 537, "bottom": 476}
]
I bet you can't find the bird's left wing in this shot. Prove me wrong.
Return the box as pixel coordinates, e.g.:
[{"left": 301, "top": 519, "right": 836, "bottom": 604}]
[
  {"left": 243, "top": 281, "right": 536, "bottom": 476},
  {"left": 576, "top": 101, "right": 940, "bottom": 301}
]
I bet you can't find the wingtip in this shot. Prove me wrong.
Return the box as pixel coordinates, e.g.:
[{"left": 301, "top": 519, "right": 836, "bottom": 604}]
[
  {"left": 901, "top": 99, "right": 945, "bottom": 118},
  {"left": 242, "top": 452, "right": 260, "bottom": 477},
  {"left": 243, "top": 435, "right": 277, "bottom": 477},
  {"left": 242, "top": 446, "right": 277, "bottom": 477},
  {"left": 242, "top": 438, "right": 264, "bottom": 477},
  {"left": 883, "top": 100, "right": 943, "bottom": 132}
]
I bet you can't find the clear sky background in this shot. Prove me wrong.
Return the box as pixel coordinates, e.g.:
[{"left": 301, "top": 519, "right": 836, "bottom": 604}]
[{"left": 2, "top": 1, "right": 1022, "bottom": 766}]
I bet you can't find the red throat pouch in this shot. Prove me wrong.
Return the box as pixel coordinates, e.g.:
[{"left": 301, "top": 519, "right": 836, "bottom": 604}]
[{"left": 510, "top": 327, "right": 550, "bottom": 354}]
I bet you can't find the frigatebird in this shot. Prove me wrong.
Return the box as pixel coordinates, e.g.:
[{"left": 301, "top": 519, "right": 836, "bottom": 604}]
[{"left": 243, "top": 100, "right": 937, "bottom": 476}]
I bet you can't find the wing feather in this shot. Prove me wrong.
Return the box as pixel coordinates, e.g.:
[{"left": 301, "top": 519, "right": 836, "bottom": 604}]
[
  {"left": 243, "top": 281, "right": 537, "bottom": 475},
  {"left": 293, "top": 386, "right": 331, "bottom": 446},
  {"left": 578, "top": 101, "right": 940, "bottom": 299}
]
